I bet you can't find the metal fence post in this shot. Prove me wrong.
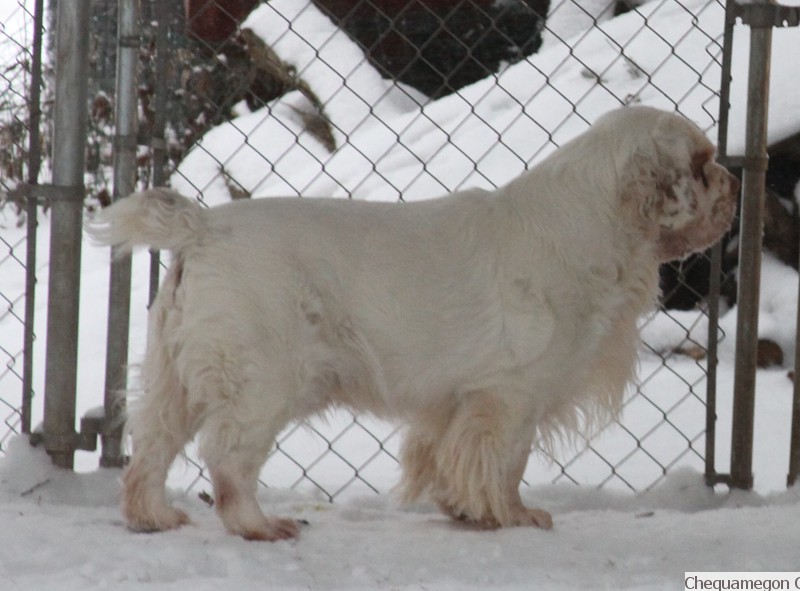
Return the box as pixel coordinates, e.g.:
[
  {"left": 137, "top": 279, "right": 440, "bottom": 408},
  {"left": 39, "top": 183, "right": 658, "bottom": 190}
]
[
  {"left": 790, "top": 292, "right": 800, "bottom": 486},
  {"left": 704, "top": 0, "right": 738, "bottom": 488},
  {"left": 729, "top": 1, "right": 774, "bottom": 490},
  {"left": 100, "top": 0, "right": 140, "bottom": 468},
  {"left": 21, "top": 0, "right": 46, "bottom": 436},
  {"left": 41, "top": 0, "right": 91, "bottom": 469},
  {"left": 147, "top": 0, "right": 171, "bottom": 307}
]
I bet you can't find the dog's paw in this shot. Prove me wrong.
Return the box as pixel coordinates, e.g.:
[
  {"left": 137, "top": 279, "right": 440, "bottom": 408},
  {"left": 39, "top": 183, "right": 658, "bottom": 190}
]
[
  {"left": 238, "top": 517, "right": 301, "bottom": 542},
  {"left": 125, "top": 507, "right": 191, "bottom": 533},
  {"left": 438, "top": 499, "right": 553, "bottom": 531},
  {"left": 515, "top": 507, "right": 553, "bottom": 530}
]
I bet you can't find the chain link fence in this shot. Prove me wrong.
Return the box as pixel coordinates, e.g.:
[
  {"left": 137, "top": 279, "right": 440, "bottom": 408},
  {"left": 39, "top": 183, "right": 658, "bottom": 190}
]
[
  {"left": 164, "top": 0, "right": 730, "bottom": 499},
  {"left": 0, "top": 0, "right": 753, "bottom": 500},
  {"left": 0, "top": 0, "right": 44, "bottom": 453}
]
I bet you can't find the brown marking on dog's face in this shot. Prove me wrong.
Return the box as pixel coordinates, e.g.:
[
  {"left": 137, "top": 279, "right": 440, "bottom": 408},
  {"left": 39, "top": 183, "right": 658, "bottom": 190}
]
[
  {"left": 620, "top": 116, "right": 739, "bottom": 262},
  {"left": 690, "top": 147, "right": 715, "bottom": 189},
  {"left": 656, "top": 154, "right": 739, "bottom": 262}
]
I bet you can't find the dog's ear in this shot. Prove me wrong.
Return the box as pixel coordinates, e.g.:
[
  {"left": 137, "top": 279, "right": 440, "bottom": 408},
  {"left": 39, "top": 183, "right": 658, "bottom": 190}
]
[
  {"left": 621, "top": 133, "right": 713, "bottom": 235},
  {"left": 632, "top": 135, "right": 737, "bottom": 261}
]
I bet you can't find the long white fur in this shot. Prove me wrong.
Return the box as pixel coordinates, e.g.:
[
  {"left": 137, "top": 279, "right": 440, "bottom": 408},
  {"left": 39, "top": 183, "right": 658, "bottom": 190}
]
[{"left": 88, "top": 106, "right": 739, "bottom": 540}]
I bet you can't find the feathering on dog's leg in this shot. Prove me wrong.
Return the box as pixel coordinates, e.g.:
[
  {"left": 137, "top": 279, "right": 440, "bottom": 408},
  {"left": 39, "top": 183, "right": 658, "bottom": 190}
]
[
  {"left": 431, "top": 391, "right": 551, "bottom": 529},
  {"left": 122, "top": 266, "right": 194, "bottom": 533},
  {"left": 123, "top": 443, "right": 191, "bottom": 532},
  {"left": 121, "top": 380, "right": 193, "bottom": 532},
  {"left": 122, "top": 380, "right": 191, "bottom": 532},
  {"left": 398, "top": 409, "right": 453, "bottom": 505}
]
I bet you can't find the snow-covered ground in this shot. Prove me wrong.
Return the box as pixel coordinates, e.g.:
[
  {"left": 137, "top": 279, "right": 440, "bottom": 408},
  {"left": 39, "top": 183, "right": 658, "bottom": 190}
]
[
  {"left": 2, "top": 0, "right": 800, "bottom": 588},
  {"left": 2, "top": 435, "right": 800, "bottom": 591}
]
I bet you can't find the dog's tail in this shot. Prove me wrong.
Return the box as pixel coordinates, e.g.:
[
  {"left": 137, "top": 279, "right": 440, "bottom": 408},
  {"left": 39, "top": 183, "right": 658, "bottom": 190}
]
[{"left": 88, "top": 188, "right": 205, "bottom": 254}]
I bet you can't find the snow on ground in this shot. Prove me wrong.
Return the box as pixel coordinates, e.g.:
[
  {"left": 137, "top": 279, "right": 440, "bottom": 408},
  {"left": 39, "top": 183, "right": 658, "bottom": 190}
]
[
  {"left": 2, "top": 0, "right": 800, "bottom": 588},
  {"left": 2, "top": 436, "right": 800, "bottom": 591}
]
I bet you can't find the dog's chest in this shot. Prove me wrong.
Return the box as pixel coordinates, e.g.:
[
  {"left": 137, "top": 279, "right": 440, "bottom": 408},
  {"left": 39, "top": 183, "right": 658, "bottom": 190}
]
[
  {"left": 497, "top": 263, "right": 642, "bottom": 374},
  {"left": 497, "top": 276, "right": 557, "bottom": 366}
]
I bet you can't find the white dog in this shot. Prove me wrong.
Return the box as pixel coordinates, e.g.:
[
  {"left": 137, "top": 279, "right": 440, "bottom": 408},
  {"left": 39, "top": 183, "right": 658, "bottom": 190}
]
[{"left": 92, "top": 106, "right": 739, "bottom": 541}]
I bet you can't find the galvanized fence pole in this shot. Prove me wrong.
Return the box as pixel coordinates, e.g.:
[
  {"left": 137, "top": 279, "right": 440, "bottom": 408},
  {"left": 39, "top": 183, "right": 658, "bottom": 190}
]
[
  {"left": 704, "top": 242, "right": 724, "bottom": 485},
  {"left": 778, "top": 8, "right": 800, "bottom": 490},
  {"left": 705, "top": 0, "right": 739, "bottom": 488},
  {"left": 21, "top": 0, "right": 46, "bottom": 436},
  {"left": 729, "top": 1, "right": 774, "bottom": 490},
  {"left": 41, "top": 0, "right": 91, "bottom": 469},
  {"left": 790, "top": 290, "right": 800, "bottom": 486},
  {"left": 147, "top": 0, "right": 171, "bottom": 307},
  {"left": 100, "top": 0, "right": 141, "bottom": 468}
]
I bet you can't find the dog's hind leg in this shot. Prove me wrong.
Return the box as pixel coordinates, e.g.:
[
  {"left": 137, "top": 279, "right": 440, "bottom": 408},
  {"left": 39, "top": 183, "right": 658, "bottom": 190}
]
[
  {"left": 122, "top": 267, "right": 196, "bottom": 533},
  {"left": 121, "top": 359, "right": 195, "bottom": 532},
  {"left": 198, "top": 379, "right": 300, "bottom": 542}
]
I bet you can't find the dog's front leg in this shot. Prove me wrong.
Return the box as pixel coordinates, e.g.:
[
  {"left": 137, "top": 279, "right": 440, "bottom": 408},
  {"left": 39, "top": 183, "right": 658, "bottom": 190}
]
[
  {"left": 504, "top": 434, "right": 553, "bottom": 529},
  {"left": 431, "top": 390, "right": 553, "bottom": 530}
]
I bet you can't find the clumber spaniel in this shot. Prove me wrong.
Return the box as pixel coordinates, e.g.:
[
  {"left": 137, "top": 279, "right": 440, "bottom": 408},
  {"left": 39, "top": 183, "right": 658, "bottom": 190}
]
[{"left": 92, "top": 106, "right": 739, "bottom": 541}]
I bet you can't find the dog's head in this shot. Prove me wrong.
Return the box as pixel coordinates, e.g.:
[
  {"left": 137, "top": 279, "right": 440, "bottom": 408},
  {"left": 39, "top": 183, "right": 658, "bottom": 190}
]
[{"left": 607, "top": 107, "right": 740, "bottom": 262}]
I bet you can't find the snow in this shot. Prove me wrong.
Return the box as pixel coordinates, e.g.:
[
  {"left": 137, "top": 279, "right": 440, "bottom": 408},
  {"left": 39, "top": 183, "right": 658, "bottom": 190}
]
[
  {"left": 2, "top": 436, "right": 800, "bottom": 591},
  {"left": 174, "top": 0, "right": 800, "bottom": 208},
  {"left": 2, "top": 0, "right": 800, "bottom": 588},
  {"left": 727, "top": 13, "right": 800, "bottom": 153}
]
